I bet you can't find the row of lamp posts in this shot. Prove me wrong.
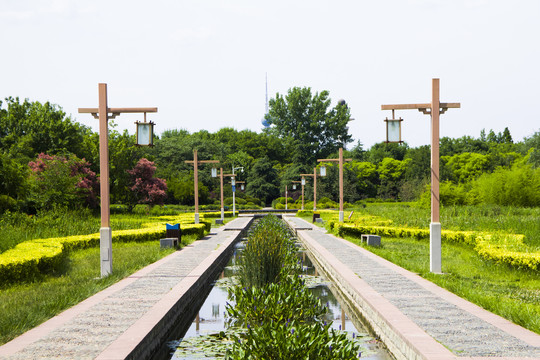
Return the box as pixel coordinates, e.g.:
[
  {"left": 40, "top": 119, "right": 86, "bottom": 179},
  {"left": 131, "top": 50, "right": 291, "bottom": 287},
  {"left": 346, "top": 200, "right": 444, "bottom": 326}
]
[
  {"left": 81, "top": 78, "right": 459, "bottom": 278},
  {"left": 288, "top": 147, "right": 351, "bottom": 221},
  {"left": 186, "top": 153, "right": 246, "bottom": 224}
]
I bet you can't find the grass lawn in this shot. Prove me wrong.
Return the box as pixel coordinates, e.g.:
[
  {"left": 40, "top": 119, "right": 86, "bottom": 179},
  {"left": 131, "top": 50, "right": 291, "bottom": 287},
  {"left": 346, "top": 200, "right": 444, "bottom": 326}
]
[
  {"left": 0, "top": 236, "right": 200, "bottom": 345},
  {"left": 299, "top": 204, "right": 540, "bottom": 334}
]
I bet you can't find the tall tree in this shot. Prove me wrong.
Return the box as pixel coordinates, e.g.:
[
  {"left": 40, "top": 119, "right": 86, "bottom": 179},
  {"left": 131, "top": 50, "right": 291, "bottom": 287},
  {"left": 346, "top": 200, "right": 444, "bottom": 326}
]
[
  {"left": 264, "top": 87, "right": 353, "bottom": 165},
  {"left": 0, "top": 97, "right": 94, "bottom": 161},
  {"left": 246, "top": 156, "right": 280, "bottom": 206}
]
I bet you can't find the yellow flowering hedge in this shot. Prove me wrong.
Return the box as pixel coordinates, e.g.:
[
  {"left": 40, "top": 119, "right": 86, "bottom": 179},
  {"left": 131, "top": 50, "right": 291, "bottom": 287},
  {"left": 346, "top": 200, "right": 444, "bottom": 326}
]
[
  {"left": 0, "top": 215, "right": 210, "bottom": 285},
  {"left": 335, "top": 222, "right": 540, "bottom": 271}
]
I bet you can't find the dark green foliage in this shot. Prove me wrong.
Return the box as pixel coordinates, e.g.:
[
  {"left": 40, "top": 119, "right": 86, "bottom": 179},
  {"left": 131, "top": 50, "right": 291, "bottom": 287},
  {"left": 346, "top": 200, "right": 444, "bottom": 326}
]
[
  {"left": 365, "top": 142, "right": 408, "bottom": 163},
  {"left": 246, "top": 157, "right": 280, "bottom": 206},
  {"left": 265, "top": 87, "right": 353, "bottom": 166}
]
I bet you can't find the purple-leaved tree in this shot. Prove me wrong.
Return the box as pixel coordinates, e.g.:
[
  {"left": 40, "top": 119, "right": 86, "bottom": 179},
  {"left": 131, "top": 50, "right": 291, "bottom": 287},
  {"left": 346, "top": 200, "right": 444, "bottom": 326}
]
[{"left": 127, "top": 158, "right": 167, "bottom": 206}]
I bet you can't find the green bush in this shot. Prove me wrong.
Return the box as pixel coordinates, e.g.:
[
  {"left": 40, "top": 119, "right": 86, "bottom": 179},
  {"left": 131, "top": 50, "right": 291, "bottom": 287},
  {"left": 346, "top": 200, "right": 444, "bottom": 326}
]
[
  {"left": 226, "top": 320, "right": 361, "bottom": 360},
  {"left": 473, "top": 163, "right": 540, "bottom": 207},
  {"left": 0, "top": 195, "right": 18, "bottom": 213},
  {"left": 238, "top": 215, "right": 295, "bottom": 288}
]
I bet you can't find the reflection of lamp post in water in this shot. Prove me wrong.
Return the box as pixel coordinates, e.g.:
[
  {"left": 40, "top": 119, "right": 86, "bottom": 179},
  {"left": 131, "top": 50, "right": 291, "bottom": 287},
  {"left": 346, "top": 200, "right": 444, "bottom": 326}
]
[
  {"left": 78, "top": 83, "right": 157, "bottom": 277},
  {"left": 381, "top": 78, "right": 460, "bottom": 273}
]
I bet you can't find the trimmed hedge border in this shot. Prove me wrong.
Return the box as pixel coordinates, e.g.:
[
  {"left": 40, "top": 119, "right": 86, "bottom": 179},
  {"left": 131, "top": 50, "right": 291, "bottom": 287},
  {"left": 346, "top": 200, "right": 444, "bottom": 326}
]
[
  {"left": 0, "top": 216, "right": 210, "bottom": 286},
  {"left": 333, "top": 222, "right": 540, "bottom": 272}
]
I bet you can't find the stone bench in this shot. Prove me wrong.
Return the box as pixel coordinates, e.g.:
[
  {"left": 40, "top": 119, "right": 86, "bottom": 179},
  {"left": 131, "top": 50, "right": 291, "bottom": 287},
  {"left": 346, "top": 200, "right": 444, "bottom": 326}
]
[
  {"left": 361, "top": 234, "right": 381, "bottom": 247},
  {"left": 161, "top": 223, "right": 182, "bottom": 249},
  {"left": 160, "top": 238, "right": 179, "bottom": 249}
]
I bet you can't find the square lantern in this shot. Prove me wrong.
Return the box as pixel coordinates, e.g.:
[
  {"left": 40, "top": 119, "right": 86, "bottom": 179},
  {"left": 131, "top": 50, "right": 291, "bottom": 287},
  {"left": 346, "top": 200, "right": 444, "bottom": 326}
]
[
  {"left": 385, "top": 117, "right": 403, "bottom": 143},
  {"left": 211, "top": 167, "right": 218, "bottom": 178},
  {"left": 293, "top": 184, "right": 297, "bottom": 190},
  {"left": 241, "top": 184, "right": 245, "bottom": 191},
  {"left": 320, "top": 166, "right": 326, "bottom": 177},
  {"left": 231, "top": 178, "right": 236, "bottom": 186},
  {"left": 301, "top": 178, "right": 306, "bottom": 186},
  {"left": 135, "top": 121, "right": 155, "bottom": 146}
]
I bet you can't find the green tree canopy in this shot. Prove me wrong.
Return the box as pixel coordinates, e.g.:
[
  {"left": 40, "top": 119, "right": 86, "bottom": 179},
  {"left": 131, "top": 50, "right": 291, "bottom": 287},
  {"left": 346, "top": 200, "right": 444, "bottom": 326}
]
[
  {"left": 0, "top": 97, "right": 94, "bottom": 161},
  {"left": 265, "top": 87, "right": 353, "bottom": 165},
  {"left": 246, "top": 156, "right": 280, "bottom": 206}
]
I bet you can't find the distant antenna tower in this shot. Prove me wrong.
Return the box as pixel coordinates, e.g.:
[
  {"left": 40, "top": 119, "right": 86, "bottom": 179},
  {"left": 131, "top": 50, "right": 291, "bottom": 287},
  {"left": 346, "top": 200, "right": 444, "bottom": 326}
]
[{"left": 262, "top": 73, "right": 270, "bottom": 127}]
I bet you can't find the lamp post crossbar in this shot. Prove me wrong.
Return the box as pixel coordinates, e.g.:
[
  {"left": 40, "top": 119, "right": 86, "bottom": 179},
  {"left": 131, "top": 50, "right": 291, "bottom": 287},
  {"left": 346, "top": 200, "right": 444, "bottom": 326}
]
[
  {"left": 78, "top": 83, "right": 157, "bottom": 278},
  {"left": 185, "top": 149, "right": 219, "bottom": 224},
  {"left": 317, "top": 148, "right": 352, "bottom": 222},
  {"left": 381, "top": 78, "right": 460, "bottom": 273}
]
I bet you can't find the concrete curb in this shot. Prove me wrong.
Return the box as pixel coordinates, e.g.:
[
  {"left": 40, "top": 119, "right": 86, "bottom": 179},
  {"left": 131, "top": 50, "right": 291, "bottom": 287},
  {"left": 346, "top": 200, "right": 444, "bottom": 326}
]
[
  {"left": 96, "top": 230, "right": 242, "bottom": 360},
  {"left": 283, "top": 217, "right": 540, "bottom": 360}
]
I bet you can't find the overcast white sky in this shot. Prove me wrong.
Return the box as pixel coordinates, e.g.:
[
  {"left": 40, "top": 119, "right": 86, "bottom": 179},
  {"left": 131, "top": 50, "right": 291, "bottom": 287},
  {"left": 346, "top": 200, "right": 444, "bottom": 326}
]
[{"left": 1, "top": 0, "right": 539, "bottom": 149}]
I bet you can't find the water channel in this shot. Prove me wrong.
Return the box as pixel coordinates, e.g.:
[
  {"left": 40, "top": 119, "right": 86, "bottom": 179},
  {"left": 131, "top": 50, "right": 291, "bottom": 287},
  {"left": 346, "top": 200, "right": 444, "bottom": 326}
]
[{"left": 166, "top": 225, "right": 393, "bottom": 359}]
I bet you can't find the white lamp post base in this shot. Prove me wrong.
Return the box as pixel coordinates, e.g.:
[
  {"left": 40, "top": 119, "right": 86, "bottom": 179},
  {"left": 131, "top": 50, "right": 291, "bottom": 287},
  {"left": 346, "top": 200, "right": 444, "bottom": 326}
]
[
  {"left": 430, "top": 222, "right": 442, "bottom": 273},
  {"left": 339, "top": 211, "right": 344, "bottom": 223},
  {"left": 194, "top": 213, "right": 200, "bottom": 224},
  {"left": 100, "top": 227, "right": 112, "bottom": 277},
  {"left": 221, "top": 208, "right": 224, "bottom": 221}
]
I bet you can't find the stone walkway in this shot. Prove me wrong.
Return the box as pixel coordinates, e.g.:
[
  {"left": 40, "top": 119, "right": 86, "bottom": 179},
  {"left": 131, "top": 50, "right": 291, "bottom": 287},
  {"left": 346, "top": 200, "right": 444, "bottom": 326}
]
[
  {"left": 0, "top": 217, "right": 253, "bottom": 360},
  {"left": 285, "top": 216, "right": 540, "bottom": 360}
]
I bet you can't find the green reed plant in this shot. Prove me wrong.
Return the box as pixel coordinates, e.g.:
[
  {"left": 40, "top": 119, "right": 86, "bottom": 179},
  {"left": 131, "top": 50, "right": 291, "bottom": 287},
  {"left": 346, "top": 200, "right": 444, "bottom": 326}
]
[
  {"left": 226, "top": 320, "right": 361, "bottom": 360},
  {"left": 226, "top": 215, "right": 363, "bottom": 359},
  {"left": 226, "top": 274, "right": 327, "bottom": 328},
  {"left": 238, "top": 215, "right": 296, "bottom": 288}
]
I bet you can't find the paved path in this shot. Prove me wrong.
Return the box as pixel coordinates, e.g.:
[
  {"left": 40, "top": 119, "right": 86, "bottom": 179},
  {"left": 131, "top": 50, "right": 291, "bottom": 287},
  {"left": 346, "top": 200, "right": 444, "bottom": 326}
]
[
  {"left": 0, "top": 217, "right": 253, "bottom": 360},
  {"left": 285, "top": 216, "right": 540, "bottom": 360}
]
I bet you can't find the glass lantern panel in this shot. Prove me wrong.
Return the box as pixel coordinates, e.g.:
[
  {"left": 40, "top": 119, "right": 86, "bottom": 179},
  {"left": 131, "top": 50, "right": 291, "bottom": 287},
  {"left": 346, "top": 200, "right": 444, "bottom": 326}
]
[
  {"left": 387, "top": 120, "right": 401, "bottom": 143},
  {"left": 320, "top": 166, "right": 326, "bottom": 177},
  {"left": 231, "top": 178, "right": 236, "bottom": 186},
  {"left": 241, "top": 184, "right": 245, "bottom": 190},
  {"left": 211, "top": 168, "right": 218, "bottom": 178},
  {"left": 301, "top": 179, "right": 306, "bottom": 186},
  {"left": 293, "top": 184, "right": 297, "bottom": 190},
  {"left": 137, "top": 123, "right": 152, "bottom": 146}
]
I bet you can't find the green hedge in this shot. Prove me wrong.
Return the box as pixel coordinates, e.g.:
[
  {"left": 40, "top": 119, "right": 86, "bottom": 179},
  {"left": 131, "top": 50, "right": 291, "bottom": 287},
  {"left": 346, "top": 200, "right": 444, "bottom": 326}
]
[
  {"left": 334, "top": 223, "right": 540, "bottom": 271},
  {"left": 0, "top": 222, "right": 207, "bottom": 286}
]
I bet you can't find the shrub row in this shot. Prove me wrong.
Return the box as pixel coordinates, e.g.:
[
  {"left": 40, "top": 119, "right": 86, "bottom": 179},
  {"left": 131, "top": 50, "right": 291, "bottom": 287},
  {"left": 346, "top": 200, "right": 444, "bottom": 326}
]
[
  {"left": 334, "top": 223, "right": 540, "bottom": 271},
  {"left": 0, "top": 217, "right": 208, "bottom": 286}
]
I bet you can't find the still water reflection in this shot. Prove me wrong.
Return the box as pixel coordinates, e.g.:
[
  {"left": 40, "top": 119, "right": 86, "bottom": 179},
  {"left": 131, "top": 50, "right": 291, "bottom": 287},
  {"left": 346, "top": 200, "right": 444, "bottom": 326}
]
[{"left": 170, "top": 242, "right": 392, "bottom": 359}]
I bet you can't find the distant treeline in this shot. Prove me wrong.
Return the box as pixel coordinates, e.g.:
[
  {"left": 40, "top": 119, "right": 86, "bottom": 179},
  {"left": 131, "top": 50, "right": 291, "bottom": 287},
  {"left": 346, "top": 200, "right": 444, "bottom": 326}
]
[{"left": 1, "top": 92, "right": 539, "bottom": 213}]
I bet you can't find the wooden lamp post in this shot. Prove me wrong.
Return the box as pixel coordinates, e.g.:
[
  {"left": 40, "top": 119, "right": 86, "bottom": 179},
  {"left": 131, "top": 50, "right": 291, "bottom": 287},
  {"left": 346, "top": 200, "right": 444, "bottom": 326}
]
[
  {"left": 318, "top": 148, "right": 352, "bottom": 222},
  {"left": 219, "top": 170, "right": 237, "bottom": 221},
  {"left": 300, "top": 167, "right": 321, "bottom": 211},
  {"left": 291, "top": 180, "right": 303, "bottom": 210},
  {"left": 79, "top": 83, "right": 157, "bottom": 277},
  {"left": 381, "top": 78, "right": 460, "bottom": 273},
  {"left": 185, "top": 150, "right": 219, "bottom": 224}
]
